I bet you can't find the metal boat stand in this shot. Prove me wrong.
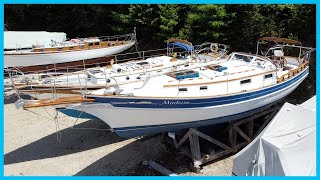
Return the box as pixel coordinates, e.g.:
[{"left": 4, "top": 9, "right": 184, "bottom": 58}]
[{"left": 163, "top": 104, "right": 282, "bottom": 173}]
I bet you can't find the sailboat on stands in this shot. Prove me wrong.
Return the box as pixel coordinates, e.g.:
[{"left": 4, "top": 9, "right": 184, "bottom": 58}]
[
  {"left": 4, "top": 30, "right": 137, "bottom": 70},
  {"left": 13, "top": 37, "right": 315, "bottom": 138}
]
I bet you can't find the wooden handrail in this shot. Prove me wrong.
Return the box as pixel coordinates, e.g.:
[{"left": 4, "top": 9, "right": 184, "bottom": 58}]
[{"left": 277, "top": 61, "right": 308, "bottom": 83}]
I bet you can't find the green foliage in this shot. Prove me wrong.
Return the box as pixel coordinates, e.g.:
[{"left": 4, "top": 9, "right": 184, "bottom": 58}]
[
  {"left": 4, "top": 4, "right": 315, "bottom": 50},
  {"left": 158, "top": 5, "right": 179, "bottom": 39},
  {"left": 178, "top": 5, "right": 227, "bottom": 44}
]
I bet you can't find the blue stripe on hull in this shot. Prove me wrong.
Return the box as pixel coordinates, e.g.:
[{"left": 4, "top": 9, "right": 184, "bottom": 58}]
[
  {"left": 114, "top": 100, "right": 282, "bottom": 138},
  {"left": 91, "top": 68, "right": 308, "bottom": 109},
  {"left": 57, "top": 108, "right": 99, "bottom": 120}
]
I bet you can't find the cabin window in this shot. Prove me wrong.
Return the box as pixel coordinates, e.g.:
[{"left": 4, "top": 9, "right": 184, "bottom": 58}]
[
  {"left": 179, "top": 88, "right": 188, "bottom": 92},
  {"left": 94, "top": 42, "right": 100, "bottom": 46},
  {"left": 264, "top": 74, "right": 273, "bottom": 79},
  {"left": 136, "top": 62, "right": 149, "bottom": 66},
  {"left": 200, "top": 86, "right": 208, "bottom": 90},
  {"left": 232, "top": 54, "right": 253, "bottom": 63},
  {"left": 89, "top": 70, "right": 103, "bottom": 74},
  {"left": 240, "top": 79, "right": 251, "bottom": 85},
  {"left": 89, "top": 43, "right": 93, "bottom": 46}
]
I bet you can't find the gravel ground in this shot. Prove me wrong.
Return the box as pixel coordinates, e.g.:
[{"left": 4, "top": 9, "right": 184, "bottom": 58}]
[{"left": 4, "top": 95, "right": 233, "bottom": 176}]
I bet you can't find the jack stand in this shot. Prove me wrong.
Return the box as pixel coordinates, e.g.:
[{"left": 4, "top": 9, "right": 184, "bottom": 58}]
[{"left": 164, "top": 104, "right": 281, "bottom": 173}]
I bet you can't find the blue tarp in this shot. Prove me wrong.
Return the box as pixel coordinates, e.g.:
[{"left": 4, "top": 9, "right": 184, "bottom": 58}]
[
  {"left": 167, "top": 42, "right": 194, "bottom": 52},
  {"left": 213, "top": 65, "right": 228, "bottom": 72},
  {"left": 175, "top": 71, "right": 199, "bottom": 80}
]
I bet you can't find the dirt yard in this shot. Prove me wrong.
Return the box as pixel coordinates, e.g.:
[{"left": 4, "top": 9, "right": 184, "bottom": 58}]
[{"left": 4, "top": 95, "right": 233, "bottom": 176}]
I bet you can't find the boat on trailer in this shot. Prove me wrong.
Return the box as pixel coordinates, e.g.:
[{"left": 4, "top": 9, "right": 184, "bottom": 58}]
[
  {"left": 15, "top": 37, "right": 315, "bottom": 138},
  {"left": 8, "top": 40, "right": 229, "bottom": 99},
  {"left": 4, "top": 30, "right": 137, "bottom": 68}
]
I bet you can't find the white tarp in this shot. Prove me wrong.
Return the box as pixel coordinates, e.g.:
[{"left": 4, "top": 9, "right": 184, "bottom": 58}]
[
  {"left": 232, "top": 96, "right": 316, "bottom": 176},
  {"left": 4, "top": 31, "right": 67, "bottom": 50},
  {"left": 299, "top": 96, "right": 316, "bottom": 112}
]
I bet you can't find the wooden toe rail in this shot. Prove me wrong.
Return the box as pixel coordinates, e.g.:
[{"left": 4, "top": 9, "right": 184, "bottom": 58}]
[{"left": 23, "top": 96, "right": 95, "bottom": 109}]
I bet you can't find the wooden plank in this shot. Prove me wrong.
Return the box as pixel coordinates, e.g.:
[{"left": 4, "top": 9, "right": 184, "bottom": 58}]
[
  {"left": 229, "top": 123, "right": 237, "bottom": 147},
  {"left": 189, "top": 132, "right": 201, "bottom": 161},
  {"left": 193, "top": 130, "right": 232, "bottom": 151},
  {"left": 20, "top": 89, "right": 82, "bottom": 95},
  {"left": 200, "top": 142, "right": 247, "bottom": 164},
  {"left": 247, "top": 120, "right": 254, "bottom": 139},
  {"left": 176, "top": 129, "right": 193, "bottom": 149},
  {"left": 23, "top": 96, "right": 95, "bottom": 109},
  {"left": 233, "top": 126, "right": 252, "bottom": 143}
]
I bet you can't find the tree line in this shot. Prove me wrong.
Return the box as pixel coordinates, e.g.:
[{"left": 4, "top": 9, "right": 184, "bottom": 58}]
[{"left": 5, "top": 4, "right": 315, "bottom": 52}]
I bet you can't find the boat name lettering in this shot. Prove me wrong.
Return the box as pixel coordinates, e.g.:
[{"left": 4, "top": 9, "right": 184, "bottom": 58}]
[
  {"left": 162, "top": 100, "right": 190, "bottom": 105},
  {"left": 72, "top": 104, "right": 114, "bottom": 109},
  {"left": 129, "top": 101, "right": 153, "bottom": 104}
]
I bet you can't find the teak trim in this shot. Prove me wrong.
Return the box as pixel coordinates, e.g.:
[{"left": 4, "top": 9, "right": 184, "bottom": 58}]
[
  {"left": 163, "top": 70, "right": 275, "bottom": 87},
  {"left": 23, "top": 96, "right": 95, "bottom": 109}
]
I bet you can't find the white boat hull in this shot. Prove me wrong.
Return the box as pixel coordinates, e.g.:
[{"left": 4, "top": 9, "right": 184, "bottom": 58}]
[
  {"left": 68, "top": 68, "right": 309, "bottom": 138},
  {"left": 4, "top": 42, "right": 135, "bottom": 68}
]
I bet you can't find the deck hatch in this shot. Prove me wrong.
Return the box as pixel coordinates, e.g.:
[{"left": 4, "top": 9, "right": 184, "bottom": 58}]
[
  {"left": 207, "top": 65, "right": 228, "bottom": 72},
  {"left": 168, "top": 70, "right": 199, "bottom": 80}
]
